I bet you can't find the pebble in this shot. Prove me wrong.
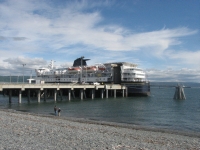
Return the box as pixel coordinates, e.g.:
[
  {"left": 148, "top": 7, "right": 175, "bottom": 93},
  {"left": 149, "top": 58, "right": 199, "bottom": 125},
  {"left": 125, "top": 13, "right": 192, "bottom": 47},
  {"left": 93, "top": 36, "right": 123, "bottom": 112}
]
[{"left": 0, "top": 109, "right": 200, "bottom": 150}]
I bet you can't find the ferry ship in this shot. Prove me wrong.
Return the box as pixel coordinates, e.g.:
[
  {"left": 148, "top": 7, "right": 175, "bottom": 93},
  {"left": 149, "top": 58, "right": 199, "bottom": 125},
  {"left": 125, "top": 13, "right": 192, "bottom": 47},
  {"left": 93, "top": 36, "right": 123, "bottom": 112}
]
[{"left": 34, "top": 57, "right": 150, "bottom": 96}]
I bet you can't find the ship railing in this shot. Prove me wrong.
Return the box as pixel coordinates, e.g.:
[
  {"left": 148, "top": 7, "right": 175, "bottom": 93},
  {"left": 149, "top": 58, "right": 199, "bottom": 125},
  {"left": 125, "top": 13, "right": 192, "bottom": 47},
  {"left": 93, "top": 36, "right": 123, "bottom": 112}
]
[
  {"left": 0, "top": 82, "right": 36, "bottom": 84},
  {"left": 122, "top": 78, "right": 148, "bottom": 82}
]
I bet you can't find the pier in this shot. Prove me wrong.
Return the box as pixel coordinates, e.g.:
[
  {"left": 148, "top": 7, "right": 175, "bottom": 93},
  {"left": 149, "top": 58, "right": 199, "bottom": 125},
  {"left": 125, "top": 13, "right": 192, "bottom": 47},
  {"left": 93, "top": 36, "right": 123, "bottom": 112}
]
[{"left": 0, "top": 83, "right": 127, "bottom": 103}]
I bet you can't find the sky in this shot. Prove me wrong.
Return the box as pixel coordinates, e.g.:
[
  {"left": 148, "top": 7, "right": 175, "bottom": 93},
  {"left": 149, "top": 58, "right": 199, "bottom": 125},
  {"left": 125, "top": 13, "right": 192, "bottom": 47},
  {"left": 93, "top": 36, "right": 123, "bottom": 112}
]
[{"left": 0, "top": 0, "right": 200, "bottom": 82}]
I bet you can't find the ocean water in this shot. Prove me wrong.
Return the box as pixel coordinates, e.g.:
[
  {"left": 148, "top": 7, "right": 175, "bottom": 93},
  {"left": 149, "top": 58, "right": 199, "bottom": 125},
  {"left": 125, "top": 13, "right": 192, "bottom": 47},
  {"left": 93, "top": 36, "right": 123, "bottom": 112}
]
[{"left": 0, "top": 80, "right": 200, "bottom": 134}]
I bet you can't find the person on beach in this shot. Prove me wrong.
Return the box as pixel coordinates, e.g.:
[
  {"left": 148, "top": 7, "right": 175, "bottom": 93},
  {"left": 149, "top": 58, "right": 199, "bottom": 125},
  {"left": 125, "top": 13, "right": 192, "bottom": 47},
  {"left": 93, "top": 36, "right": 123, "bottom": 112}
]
[
  {"left": 54, "top": 106, "right": 57, "bottom": 116},
  {"left": 58, "top": 108, "right": 61, "bottom": 116}
]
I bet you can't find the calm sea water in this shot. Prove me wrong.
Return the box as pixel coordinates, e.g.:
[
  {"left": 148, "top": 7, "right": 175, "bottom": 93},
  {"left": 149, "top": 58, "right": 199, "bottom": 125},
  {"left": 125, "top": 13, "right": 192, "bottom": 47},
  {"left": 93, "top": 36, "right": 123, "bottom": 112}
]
[{"left": 0, "top": 78, "right": 200, "bottom": 133}]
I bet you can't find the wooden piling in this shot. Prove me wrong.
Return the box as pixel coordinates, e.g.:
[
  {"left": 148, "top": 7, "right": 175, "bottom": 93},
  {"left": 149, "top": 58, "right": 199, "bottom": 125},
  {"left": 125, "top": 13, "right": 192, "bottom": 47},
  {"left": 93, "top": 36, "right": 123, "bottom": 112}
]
[
  {"left": 54, "top": 89, "right": 57, "bottom": 101},
  {"left": 68, "top": 89, "right": 71, "bottom": 101},
  {"left": 18, "top": 90, "right": 22, "bottom": 103},
  {"left": 101, "top": 89, "right": 104, "bottom": 99},
  {"left": 174, "top": 85, "right": 186, "bottom": 100},
  {"left": 37, "top": 90, "right": 41, "bottom": 103},
  {"left": 80, "top": 89, "right": 83, "bottom": 100},
  {"left": 59, "top": 90, "right": 63, "bottom": 100},
  {"left": 106, "top": 89, "right": 108, "bottom": 98},
  {"left": 27, "top": 89, "right": 30, "bottom": 101},
  {"left": 114, "top": 89, "right": 116, "bottom": 98},
  {"left": 9, "top": 90, "right": 12, "bottom": 103}
]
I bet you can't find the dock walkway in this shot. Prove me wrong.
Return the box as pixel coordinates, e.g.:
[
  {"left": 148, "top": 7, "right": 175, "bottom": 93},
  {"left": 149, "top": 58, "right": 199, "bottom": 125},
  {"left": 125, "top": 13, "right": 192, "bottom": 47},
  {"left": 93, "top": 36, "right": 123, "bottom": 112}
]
[{"left": 0, "top": 83, "right": 127, "bottom": 103}]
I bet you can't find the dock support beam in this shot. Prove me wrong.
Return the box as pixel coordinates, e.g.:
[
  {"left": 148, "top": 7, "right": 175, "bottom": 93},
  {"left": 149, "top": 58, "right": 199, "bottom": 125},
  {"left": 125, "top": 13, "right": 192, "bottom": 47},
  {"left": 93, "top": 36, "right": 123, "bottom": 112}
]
[
  {"left": 122, "top": 89, "right": 124, "bottom": 97},
  {"left": 101, "top": 89, "right": 104, "bottom": 99},
  {"left": 9, "top": 90, "right": 12, "bottom": 103},
  {"left": 68, "top": 89, "right": 71, "bottom": 101},
  {"left": 106, "top": 89, "right": 108, "bottom": 98},
  {"left": 125, "top": 87, "right": 128, "bottom": 97},
  {"left": 2, "top": 90, "right": 5, "bottom": 96},
  {"left": 110, "top": 90, "right": 113, "bottom": 97},
  {"left": 54, "top": 89, "right": 57, "bottom": 102},
  {"left": 114, "top": 89, "right": 116, "bottom": 98},
  {"left": 37, "top": 90, "right": 41, "bottom": 103},
  {"left": 91, "top": 89, "right": 94, "bottom": 99},
  {"left": 18, "top": 90, "right": 22, "bottom": 103},
  {"left": 44, "top": 89, "right": 47, "bottom": 101},
  {"left": 72, "top": 90, "right": 75, "bottom": 99},
  {"left": 84, "top": 90, "right": 87, "bottom": 99},
  {"left": 27, "top": 89, "right": 30, "bottom": 101},
  {"left": 80, "top": 89, "right": 83, "bottom": 100},
  {"left": 59, "top": 90, "right": 63, "bottom": 100}
]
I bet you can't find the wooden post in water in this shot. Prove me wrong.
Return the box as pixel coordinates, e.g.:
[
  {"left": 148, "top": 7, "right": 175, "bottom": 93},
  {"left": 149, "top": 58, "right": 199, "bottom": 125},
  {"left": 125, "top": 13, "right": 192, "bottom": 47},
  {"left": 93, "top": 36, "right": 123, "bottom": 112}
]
[
  {"left": 60, "top": 90, "right": 63, "bottom": 100},
  {"left": 27, "top": 89, "right": 30, "bottom": 101},
  {"left": 101, "top": 89, "right": 104, "bottom": 99},
  {"left": 68, "top": 89, "right": 71, "bottom": 101},
  {"left": 91, "top": 89, "right": 94, "bottom": 99},
  {"left": 110, "top": 90, "right": 113, "bottom": 97},
  {"left": 54, "top": 89, "right": 57, "bottom": 102},
  {"left": 114, "top": 89, "right": 116, "bottom": 98},
  {"left": 83, "top": 90, "right": 87, "bottom": 99},
  {"left": 2, "top": 90, "right": 5, "bottom": 96},
  {"left": 37, "top": 90, "right": 41, "bottom": 103},
  {"left": 106, "top": 89, "right": 108, "bottom": 98},
  {"left": 80, "top": 89, "right": 83, "bottom": 100},
  {"left": 9, "top": 90, "right": 12, "bottom": 103},
  {"left": 125, "top": 87, "right": 128, "bottom": 97},
  {"left": 18, "top": 90, "right": 22, "bottom": 103},
  {"left": 173, "top": 84, "right": 186, "bottom": 100},
  {"left": 72, "top": 90, "right": 75, "bottom": 99},
  {"left": 44, "top": 89, "right": 47, "bottom": 101},
  {"left": 122, "top": 89, "right": 124, "bottom": 97}
]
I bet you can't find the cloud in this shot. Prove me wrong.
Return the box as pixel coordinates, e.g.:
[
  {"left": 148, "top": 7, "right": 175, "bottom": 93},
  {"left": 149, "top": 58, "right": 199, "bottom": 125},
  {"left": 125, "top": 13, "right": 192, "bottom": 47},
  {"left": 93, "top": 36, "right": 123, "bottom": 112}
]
[
  {"left": 4, "top": 57, "right": 46, "bottom": 65},
  {"left": 0, "top": 36, "right": 27, "bottom": 41},
  {"left": 12, "top": 37, "right": 27, "bottom": 41},
  {"left": 0, "top": 57, "right": 47, "bottom": 75},
  {"left": 165, "top": 50, "right": 200, "bottom": 69},
  {"left": 0, "top": 0, "right": 199, "bottom": 82},
  {"left": 0, "top": 0, "right": 197, "bottom": 54},
  {"left": 0, "top": 36, "right": 6, "bottom": 40},
  {"left": 146, "top": 68, "right": 200, "bottom": 82},
  {"left": 124, "top": 28, "right": 197, "bottom": 51}
]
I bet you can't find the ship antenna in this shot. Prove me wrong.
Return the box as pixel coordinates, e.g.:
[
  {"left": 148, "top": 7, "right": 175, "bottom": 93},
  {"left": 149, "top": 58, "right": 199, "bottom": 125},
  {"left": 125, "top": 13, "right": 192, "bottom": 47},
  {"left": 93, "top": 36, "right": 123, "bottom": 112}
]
[
  {"left": 49, "top": 60, "right": 56, "bottom": 69},
  {"left": 80, "top": 56, "right": 84, "bottom": 83}
]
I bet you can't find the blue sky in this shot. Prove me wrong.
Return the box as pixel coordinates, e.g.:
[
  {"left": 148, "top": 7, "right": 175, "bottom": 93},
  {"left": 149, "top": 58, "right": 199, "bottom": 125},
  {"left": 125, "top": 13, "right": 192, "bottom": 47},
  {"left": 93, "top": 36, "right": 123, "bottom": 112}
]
[{"left": 0, "top": 0, "right": 200, "bottom": 82}]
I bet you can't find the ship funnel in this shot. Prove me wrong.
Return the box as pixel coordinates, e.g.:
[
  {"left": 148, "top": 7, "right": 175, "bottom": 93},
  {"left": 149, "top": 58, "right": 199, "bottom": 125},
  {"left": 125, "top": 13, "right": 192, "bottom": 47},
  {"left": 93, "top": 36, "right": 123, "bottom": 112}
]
[{"left": 73, "top": 56, "right": 90, "bottom": 67}]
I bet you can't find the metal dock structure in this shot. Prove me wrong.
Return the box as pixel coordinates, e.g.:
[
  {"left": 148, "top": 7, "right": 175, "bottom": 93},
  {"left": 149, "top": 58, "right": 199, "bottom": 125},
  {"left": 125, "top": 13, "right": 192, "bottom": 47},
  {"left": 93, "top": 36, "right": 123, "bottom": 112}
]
[{"left": 0, "top": 83, "right": 128, "bottom": 103}]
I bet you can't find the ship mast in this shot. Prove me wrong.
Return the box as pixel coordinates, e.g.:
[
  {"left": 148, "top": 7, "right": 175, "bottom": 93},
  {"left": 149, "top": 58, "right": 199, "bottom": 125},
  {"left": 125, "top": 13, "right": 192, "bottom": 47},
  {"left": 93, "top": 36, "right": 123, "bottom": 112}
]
[{"left": 49, "top": 60, "right": 55, "bottom": 69}]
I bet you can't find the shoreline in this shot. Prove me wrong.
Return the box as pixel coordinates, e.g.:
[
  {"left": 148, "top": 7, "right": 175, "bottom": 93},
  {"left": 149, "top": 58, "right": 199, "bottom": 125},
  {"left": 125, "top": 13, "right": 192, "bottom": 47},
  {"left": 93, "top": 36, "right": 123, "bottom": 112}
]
[
  {"left": 2, "top": 108, "right": 200, "bottom": 138},
  {"left": 1, "top": 108, "right": 200, "bottom": 149}
]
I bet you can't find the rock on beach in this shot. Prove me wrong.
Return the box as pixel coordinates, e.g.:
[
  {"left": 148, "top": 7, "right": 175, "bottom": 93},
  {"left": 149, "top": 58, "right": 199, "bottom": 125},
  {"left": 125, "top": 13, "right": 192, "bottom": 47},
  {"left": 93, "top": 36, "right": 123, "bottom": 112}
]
[{"left": 0, "top": 109, "right": 199, "bottom": 150}]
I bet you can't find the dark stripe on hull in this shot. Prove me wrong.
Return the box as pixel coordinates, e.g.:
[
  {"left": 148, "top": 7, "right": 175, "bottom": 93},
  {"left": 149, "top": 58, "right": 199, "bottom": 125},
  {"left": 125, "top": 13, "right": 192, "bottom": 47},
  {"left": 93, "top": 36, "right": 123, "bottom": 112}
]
[{"left": 122, "top": 82, "right": 150, "bottom": 96}]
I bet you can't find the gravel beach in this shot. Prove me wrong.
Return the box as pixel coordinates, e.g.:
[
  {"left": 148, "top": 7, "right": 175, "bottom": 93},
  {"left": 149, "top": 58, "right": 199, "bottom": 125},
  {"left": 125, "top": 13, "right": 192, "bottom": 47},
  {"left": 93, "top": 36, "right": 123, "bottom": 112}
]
[{"left": 0, "top": 109, "right": 199, "bottom": 150}]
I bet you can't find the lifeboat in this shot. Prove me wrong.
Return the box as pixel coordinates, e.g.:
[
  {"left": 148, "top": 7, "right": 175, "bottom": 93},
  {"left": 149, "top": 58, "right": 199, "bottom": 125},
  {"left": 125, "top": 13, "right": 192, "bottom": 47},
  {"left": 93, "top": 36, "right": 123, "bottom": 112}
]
[
  {"left": 98, "top": 66, "right": 106, "bottom": 71},
  {"left": 83, "top": 66, "right": 97, "bottom": 72},
  {"left": 68, "top": 67, "right": 81, "bottom": 73}
]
